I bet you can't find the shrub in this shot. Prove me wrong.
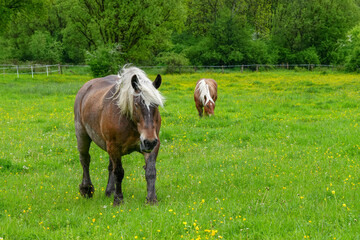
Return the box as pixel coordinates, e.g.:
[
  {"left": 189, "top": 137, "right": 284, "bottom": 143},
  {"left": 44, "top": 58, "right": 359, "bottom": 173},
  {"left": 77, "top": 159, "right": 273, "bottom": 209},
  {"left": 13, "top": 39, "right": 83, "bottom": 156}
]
[
  {"left": 156, "top": 52, "right": 190, "bottom": 74},
  {"left": 86, "top": 44, "right": 124, "bottom": 77},
  {"left": 345, "top": 47, "right": 360, "bottom": 72},
  {"left": 296, "top": 47, "right": 320, "bottom": 64},
  {"left": 29, "top": 31, "right": 63, "bottom": 64}
]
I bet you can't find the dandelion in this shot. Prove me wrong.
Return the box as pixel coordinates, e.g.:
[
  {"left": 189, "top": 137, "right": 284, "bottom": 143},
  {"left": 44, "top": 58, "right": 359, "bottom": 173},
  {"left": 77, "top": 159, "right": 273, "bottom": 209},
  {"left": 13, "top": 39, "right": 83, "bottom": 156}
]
[
  {"left": 183, "top": 222, "right": 187, "bottom": 225},
  {"left": 332, "top": 190, "right": 335, "bottom": 195},
  {"left": 343, "top": 204, "right": 346, "bottom": 207},
  {"left": 211, "top": 230, "right": 218, "bottom": 236}
]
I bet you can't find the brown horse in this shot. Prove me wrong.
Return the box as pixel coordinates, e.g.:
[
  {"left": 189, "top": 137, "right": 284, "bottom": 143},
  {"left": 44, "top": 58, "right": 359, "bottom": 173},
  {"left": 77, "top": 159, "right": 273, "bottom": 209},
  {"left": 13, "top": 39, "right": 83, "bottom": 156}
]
[
  {"left": 194, "top": 78, "right": 218, "bottom": 117},
  {"left": 74, "top": 66, "right": 164, "bottom": 205}
]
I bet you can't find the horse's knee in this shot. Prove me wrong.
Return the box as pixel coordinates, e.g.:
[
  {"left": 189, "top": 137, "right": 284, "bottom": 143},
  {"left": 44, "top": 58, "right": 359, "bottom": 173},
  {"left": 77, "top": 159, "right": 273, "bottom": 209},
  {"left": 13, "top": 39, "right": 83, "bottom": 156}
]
[
  {"left": 145, "top": 167, "right": 156, "bottom": 180},
  {"left": 114, "top": 166, "right": 124, "bottom": 182}
]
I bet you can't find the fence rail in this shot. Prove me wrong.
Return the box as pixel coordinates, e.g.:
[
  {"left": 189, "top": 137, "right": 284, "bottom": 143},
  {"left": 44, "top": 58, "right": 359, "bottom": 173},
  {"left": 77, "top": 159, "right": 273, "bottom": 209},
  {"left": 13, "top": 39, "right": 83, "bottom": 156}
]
[
  {"left": 0, "top": 64, "right": 343, "bottom": 77},
  {"left": 0, "top": 64, "right": 90, "bottom": 77}
]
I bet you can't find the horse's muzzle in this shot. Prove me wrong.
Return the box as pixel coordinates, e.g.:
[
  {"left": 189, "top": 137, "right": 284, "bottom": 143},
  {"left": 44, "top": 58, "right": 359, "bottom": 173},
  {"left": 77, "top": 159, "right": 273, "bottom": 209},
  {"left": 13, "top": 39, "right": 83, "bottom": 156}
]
[{"left": 140, "top": 139, "right": 158, "bottom": 153}]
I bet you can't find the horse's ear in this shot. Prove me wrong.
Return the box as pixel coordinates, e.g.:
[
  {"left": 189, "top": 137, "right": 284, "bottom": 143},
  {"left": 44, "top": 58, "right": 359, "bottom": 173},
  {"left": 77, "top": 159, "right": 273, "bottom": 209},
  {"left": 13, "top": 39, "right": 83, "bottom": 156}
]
[
  {"left": 153, "top": 74, "right": 162, "bottom": 89},
  {"left": 131, "top": 75, "right": 140, "bottom": 92}
]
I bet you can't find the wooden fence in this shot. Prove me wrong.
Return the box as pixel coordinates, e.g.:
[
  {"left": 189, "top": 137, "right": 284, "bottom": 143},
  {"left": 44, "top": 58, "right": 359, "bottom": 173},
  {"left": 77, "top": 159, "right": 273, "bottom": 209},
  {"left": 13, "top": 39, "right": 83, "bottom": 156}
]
[
  {"left": 0, "top": 64, "right": 90, "bottom": 77},
  {"left": 0, "top": 64, "right": 341, "bottom": 77}
]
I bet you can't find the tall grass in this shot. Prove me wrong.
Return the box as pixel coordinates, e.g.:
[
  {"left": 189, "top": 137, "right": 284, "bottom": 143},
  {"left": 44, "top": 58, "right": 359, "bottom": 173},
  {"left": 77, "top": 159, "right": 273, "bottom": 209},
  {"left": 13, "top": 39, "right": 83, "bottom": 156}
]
[{"left": 0, "top": 71, "right": 360, "bottom": 239}]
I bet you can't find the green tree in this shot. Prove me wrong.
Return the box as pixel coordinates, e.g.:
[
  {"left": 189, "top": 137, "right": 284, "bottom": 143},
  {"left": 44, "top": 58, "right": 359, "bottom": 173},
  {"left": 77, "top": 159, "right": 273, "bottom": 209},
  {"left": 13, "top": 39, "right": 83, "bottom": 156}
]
[
  {"left": 245, "top": 0, "right": 274, "bottom": 39},
  {"left": 272, "top": 0, "right": 360, "bottom": 64},
  {"left": 63, "top": 0, "right": 185, "bottom": 65},
  {"left": 177, "top": 0, "right": 276, "bottom": 65},
  {"left": 0, "top": 0, "right": 44, "bottom": 33}
]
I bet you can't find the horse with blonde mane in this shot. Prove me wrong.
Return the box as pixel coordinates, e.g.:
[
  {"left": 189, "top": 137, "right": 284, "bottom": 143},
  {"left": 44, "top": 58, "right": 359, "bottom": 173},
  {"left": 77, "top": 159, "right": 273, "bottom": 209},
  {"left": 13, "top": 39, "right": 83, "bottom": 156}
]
[
  {"left": 74, "top": 65, "right": 164, "bottom": 205},
  {"left": 194, "top": 79, "right": 218, "bottom": 117}
]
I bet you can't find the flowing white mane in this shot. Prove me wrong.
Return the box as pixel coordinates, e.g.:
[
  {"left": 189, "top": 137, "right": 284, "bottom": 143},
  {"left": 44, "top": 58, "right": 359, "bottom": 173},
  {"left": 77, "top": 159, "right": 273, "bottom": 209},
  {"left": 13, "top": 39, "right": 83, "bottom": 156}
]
[
  {"left": 196, "top": 79, "right": 214, "bottom": 105},
  {"left": 112, "top": 66, "right": 165, "bottom": 117}
]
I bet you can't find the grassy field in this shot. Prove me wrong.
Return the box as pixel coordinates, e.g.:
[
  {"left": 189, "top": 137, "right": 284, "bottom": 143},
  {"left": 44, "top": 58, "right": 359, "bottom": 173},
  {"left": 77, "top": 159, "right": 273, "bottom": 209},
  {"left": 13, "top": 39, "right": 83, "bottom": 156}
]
[{"left": 1, "top": 70, "right": 360, "bottom": 239}]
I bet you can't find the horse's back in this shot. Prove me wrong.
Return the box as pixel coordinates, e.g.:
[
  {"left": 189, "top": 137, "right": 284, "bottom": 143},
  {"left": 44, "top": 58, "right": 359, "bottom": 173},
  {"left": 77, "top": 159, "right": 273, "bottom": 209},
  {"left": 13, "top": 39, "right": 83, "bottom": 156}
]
[
  {"left": 194, "top": 78, "right": 218, "bottom": 101},
  {"left": 75, "top": 75, "right": 117, "bottom": 101},
  {"left": 75, "top": 75, "right": 118, "bottom": 114}
]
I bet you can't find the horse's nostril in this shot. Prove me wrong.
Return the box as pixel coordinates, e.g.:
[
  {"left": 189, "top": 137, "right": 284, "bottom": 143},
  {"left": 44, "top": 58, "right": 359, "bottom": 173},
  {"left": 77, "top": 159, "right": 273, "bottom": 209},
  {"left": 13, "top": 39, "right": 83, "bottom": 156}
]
[{"left": 143, "top": 139, "right": 158, "bottom": 150}]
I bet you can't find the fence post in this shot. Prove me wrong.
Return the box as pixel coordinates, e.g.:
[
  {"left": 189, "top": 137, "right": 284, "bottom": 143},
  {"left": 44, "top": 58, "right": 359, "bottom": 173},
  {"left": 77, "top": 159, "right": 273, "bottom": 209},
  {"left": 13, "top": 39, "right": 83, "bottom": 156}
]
[
  {"left": 58, "top": 64, "right": 62, "bottom": 74},
  {"left": 16, "top": 65, "right": 19, "bottom": 78},
  {"left": 241, "top": 65, "right": 244, "bottom": 73},
  {"left": 31, "top": 65, "right": 34, "bottom": 78},
  {"left": 46, "top": 65, "right": 49, "bottom": 76}
]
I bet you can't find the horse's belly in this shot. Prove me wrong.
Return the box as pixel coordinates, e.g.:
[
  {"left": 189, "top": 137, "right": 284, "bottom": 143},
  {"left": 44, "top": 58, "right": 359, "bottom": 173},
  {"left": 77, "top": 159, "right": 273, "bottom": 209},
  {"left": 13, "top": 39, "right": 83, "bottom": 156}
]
[{"left": 85, "top": 123, "right": 107, "bottom": 151}]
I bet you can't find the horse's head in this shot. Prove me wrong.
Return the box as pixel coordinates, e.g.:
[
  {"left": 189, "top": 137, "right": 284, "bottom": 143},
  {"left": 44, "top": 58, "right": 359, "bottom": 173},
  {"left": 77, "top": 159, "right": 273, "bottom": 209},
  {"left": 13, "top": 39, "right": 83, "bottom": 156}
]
[
  {"left": 131, "top": 74, "right": 162, "bottom": 153},
  {"left": 204, "top": 97, "right": 215, "bottom": 117}
]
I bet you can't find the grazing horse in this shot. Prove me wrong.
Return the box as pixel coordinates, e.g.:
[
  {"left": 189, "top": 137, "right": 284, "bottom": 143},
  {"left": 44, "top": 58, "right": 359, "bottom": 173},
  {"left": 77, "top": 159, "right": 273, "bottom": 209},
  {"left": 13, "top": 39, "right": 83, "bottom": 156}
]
[
  {"left": 74, "top": 66, "right": 164, "bottom": 205},
  {"left": 194, "top": 78, "right": 218, "bottom": 117}
]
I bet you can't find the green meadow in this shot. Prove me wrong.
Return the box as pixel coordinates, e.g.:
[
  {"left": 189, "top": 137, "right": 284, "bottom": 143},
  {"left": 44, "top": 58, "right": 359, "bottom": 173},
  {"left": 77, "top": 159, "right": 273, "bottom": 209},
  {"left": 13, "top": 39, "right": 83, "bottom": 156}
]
[{"left": 1, "top": 70, "right": 360, "bottom": 239}]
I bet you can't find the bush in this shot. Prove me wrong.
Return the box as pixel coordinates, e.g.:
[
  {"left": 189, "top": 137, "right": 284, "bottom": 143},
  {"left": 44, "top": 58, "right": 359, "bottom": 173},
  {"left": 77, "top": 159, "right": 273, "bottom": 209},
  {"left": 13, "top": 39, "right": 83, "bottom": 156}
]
[
  {"left": 156, "top": 52, "right": 190, "bottom": 74},
  {"left": 296, "top": 47, "right": 320, "bottom": 64},
  {"left": 29, "top": 31, "right": 63, "bottom": 64},
  {"left": 345, "top": 47, "right": 360, "bottom": 72},
  {"left": 86, "top": 44, "right": 124, "bottom": 77},
  {"left": 245, "top": 39, "right": 277, "bottom": 64}
]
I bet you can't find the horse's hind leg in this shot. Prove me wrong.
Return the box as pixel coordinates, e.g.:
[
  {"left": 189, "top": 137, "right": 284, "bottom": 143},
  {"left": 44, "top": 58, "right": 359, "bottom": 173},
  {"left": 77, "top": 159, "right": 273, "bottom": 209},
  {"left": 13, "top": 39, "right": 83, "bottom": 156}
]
[
  {"left": 105, "top": 158, "right": 115, "bottom": 197},
  {"left": 76, "top": 131, "right": 94, "bottom": 198}
]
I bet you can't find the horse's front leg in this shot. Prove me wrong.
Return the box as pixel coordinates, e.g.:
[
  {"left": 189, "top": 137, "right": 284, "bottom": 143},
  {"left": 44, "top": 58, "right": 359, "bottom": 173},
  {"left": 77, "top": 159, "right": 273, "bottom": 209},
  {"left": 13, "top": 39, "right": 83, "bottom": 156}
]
[
  {"left": 107, "top": 145, "right": 125, "bottom": 206},
  {"left": 105, "top": 158, "right": 115, "bottom": 197},
  {"left": 196, "top": 103, "right": 203, "bottom": 117},
  {"left": 143, "top": 143, "right": 160, "bottom": 204},
  {"left": 112, "top": 159, "right": 124, "bottom": 206}
]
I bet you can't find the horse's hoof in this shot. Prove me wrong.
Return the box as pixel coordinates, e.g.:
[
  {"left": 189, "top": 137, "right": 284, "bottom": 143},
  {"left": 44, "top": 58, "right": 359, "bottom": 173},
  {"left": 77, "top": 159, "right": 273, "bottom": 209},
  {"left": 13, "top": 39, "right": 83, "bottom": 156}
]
[
  {"left": 105, "top": 187, "right": 115, "bottom": 197},
  {"left": 105, "top": 190, "right": 114, "bottom": 197},
  {"left": 113, "top": 198, "right": 124, "bottom": 206},
  {"left": 79, "top": 184, "right": 95, "bottom": 198},
  {"left": 146, "top": 198, "right": 158, "bottom": 205}
]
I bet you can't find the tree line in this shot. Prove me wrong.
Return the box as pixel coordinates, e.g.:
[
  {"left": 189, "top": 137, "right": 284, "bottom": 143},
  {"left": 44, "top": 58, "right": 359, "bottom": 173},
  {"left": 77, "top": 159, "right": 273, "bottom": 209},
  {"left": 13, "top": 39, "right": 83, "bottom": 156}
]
[{"left": 1, "top": 0, "right": 360, "bottom": 75}]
